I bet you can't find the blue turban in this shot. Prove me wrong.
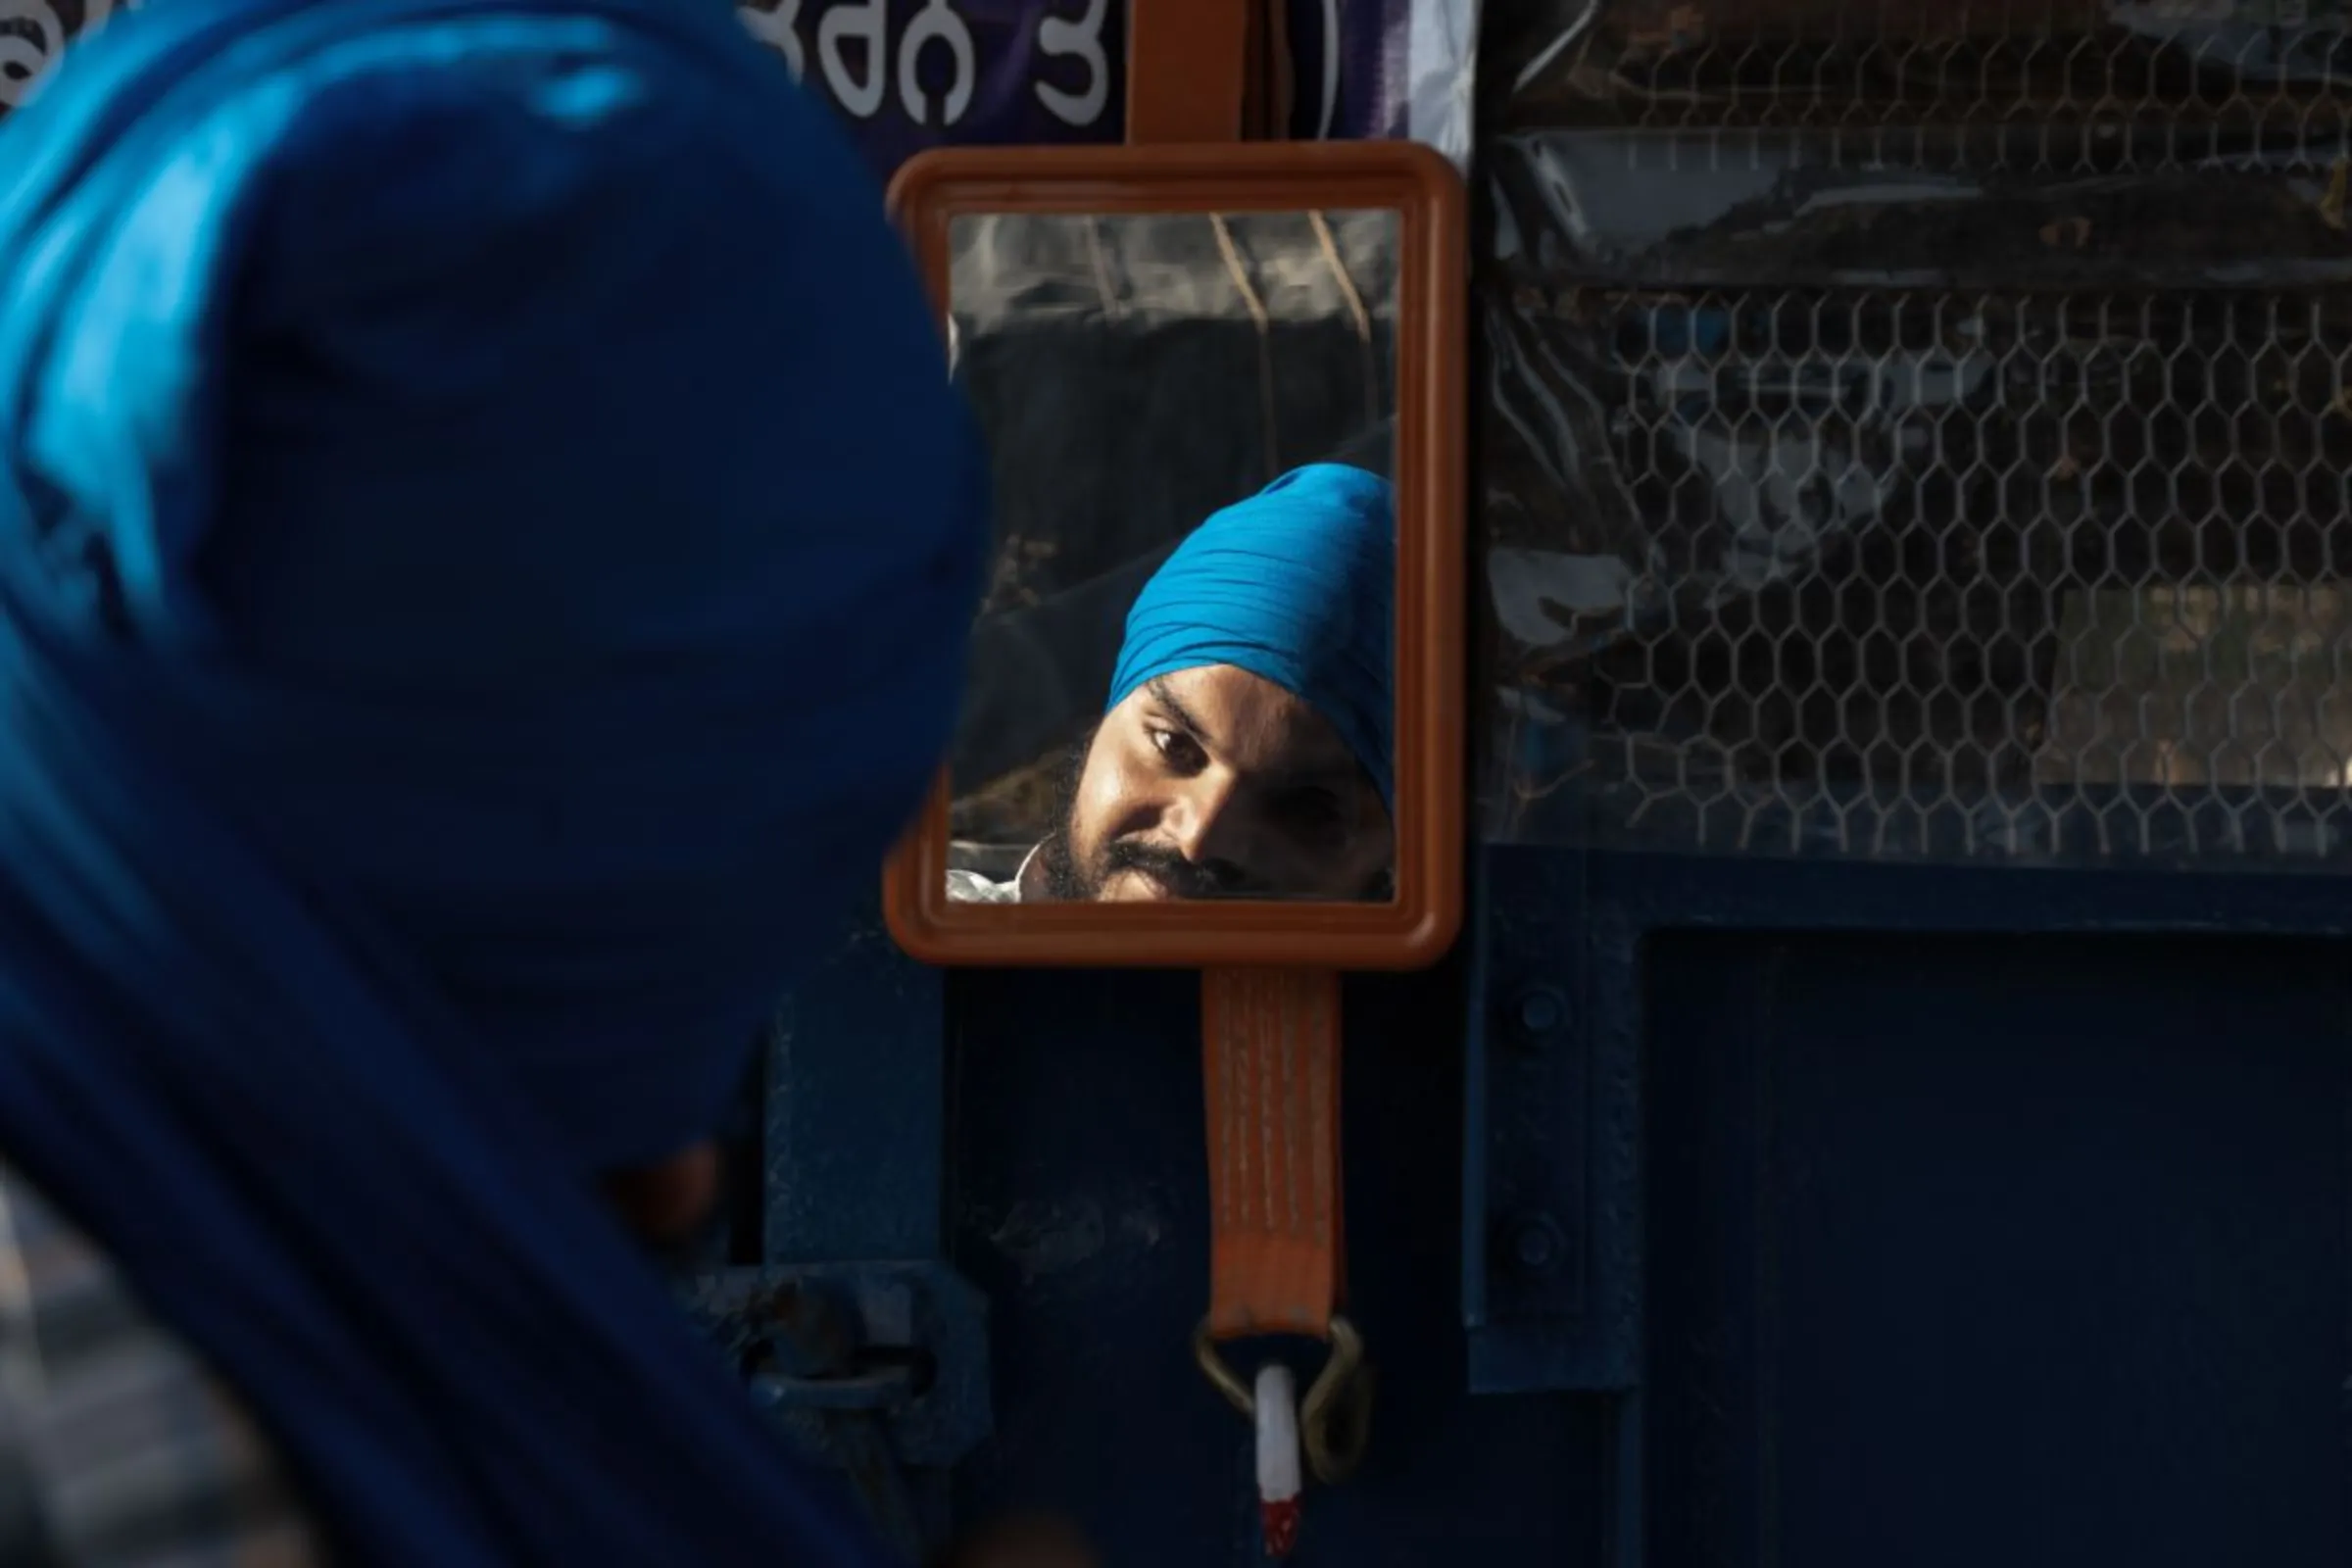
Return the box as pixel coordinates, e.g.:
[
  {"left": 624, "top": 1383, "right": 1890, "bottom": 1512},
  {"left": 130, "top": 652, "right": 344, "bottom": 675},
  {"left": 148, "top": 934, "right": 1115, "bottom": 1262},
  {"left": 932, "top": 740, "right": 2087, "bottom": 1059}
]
[
  {"left": 1108, "top": 464, "right": 1396, "bottom": 808},
  {"left": 0, "top": 2, "right": 983, "bottom": 1564}
]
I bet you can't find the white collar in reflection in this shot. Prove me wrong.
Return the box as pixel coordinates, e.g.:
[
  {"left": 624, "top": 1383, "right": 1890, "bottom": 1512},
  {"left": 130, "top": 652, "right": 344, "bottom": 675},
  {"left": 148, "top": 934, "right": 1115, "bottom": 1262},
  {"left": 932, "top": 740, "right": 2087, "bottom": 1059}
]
[
  {"left": 1008, "top": 844, "right": 1041, "bottom": 902},
  {"left": 945, "top": 844, "right": 1042, "bottom": 906}
]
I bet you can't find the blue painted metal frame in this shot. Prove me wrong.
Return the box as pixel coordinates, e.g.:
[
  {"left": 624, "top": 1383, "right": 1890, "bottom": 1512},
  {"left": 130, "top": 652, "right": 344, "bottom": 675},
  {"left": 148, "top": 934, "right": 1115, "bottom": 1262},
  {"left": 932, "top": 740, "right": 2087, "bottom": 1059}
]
[
  {"left": 699, "top": 897, "right": 995, "bottom": 1556},
  {"left": 766, "top": 907, "right": 953, "bottom": 1264},
  {"left": 1462, "top": 841, "right": 2352, "bottom": 1565},
  {"left": 1467, "top": 844, "right": 2352, "bottom": 1380}
]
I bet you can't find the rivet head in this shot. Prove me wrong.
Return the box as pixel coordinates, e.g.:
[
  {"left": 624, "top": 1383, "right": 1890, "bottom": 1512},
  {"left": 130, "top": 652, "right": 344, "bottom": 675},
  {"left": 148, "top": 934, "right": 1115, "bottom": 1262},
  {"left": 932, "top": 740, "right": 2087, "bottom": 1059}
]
[
  {"left": 1517, "top": 988, "right": 1565, "bottom": 1036},
  {"left": 1509, "top": 1214, "right": 1567, "bottom": 1277}
]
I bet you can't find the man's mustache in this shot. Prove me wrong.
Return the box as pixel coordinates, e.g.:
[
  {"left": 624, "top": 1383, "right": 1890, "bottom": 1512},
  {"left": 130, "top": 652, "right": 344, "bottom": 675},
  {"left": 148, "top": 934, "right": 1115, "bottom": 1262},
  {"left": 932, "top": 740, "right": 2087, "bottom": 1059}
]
[{"left": 1101, "top": 838, "right": 1255, "bottom": 899}]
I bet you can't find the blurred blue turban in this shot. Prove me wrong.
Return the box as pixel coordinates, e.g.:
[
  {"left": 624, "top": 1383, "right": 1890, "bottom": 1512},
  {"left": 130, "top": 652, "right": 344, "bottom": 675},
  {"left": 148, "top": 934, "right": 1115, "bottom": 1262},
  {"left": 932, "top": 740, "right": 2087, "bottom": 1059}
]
[
  {"left": 1108, "top": 464, "right": 1396, "bottom": 808},
  {"left": 0, "top": 2, "right": 984, "bottom": 1564}
]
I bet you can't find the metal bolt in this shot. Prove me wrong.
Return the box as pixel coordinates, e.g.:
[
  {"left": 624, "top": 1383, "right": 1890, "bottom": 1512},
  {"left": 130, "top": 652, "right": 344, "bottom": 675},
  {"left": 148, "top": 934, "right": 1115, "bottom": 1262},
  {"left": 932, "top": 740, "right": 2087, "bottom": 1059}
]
[
  {"left": 1509, "top": 1214, "right": 1566, "bottom": 1277},
  {"left": 1517, "top": 988, "right": 1565, "bottom": 1037}
]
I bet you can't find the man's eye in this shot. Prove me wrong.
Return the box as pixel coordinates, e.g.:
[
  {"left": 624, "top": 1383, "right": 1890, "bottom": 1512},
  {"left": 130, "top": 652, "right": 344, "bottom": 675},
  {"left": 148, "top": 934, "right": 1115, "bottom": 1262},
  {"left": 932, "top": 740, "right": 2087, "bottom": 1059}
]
[{"left": 1150, "top": 728, "right": 1204, "bottom": 771}]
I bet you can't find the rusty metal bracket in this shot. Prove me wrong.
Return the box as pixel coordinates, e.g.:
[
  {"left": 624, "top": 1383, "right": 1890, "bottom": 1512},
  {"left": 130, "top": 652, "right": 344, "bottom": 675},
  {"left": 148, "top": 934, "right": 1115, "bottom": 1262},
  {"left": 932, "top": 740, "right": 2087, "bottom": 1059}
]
[{"left": 681, "top": 1261, "right": 991, "bottom": 1557}]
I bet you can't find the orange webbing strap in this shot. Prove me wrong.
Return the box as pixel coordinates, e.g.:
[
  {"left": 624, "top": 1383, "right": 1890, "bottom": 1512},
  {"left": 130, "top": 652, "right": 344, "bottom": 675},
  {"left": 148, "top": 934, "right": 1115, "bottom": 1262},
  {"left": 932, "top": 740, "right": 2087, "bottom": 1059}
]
[
  {"left": 1125, "top": 0, "right": 1252, "bottom": 145},
  {"left": 1201, "top": 967, "right": 1344, "bottom": 1343}
]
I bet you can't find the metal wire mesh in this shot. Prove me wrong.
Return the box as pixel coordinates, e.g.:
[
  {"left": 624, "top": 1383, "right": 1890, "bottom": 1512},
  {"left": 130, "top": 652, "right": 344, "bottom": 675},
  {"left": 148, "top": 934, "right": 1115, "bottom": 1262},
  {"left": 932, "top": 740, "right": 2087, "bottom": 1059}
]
[
  {"left": 1491, "top": 286, "right": 2352, "bottom": 861},
  {"left": 1506, "top": 1, "right": 2352, "bottom": 172}
]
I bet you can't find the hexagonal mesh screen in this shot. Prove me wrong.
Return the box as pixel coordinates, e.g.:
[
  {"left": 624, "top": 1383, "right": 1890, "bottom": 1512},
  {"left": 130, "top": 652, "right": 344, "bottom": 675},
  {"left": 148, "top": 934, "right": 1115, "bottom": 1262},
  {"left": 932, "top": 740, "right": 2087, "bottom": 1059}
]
[
  {"left": 1488, "top": 287, "right": 2352, "bottom": 859},
  {"left": 1506, "top": 2, "right": 2352, "bottom": 172},
  {"left": 1482, "top": 2, "right": 2352, "bottom": 862}
]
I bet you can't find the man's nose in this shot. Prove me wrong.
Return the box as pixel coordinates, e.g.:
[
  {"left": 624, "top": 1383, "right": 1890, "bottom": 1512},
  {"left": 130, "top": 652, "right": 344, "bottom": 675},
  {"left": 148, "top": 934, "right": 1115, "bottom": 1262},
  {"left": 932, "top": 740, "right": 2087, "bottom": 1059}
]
[{"left": 1166, "top": 776, "right": 1252, "bottom": 870}]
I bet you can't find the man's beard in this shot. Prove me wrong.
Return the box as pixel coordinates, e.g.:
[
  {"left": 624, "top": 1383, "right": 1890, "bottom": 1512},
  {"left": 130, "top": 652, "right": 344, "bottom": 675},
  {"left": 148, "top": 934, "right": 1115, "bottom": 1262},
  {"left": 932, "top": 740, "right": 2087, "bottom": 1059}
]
[
  {"left": 1042, "top": 830, "right": 1252, "bottom": 901},
  {"left": 1031, "top": 738, "right": 1094, "bottom": 901},
  {"left": 1032, "top": 733, "right": 1252, "bottom": 902}
]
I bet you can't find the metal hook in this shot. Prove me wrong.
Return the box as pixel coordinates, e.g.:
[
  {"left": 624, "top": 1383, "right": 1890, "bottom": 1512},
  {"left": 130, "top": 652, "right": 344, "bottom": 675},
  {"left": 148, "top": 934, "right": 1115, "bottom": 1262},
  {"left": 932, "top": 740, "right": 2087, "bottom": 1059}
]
[
  {"left": 1299, "top": 1320, "right": 1374, "bottom": 1484},
  {"left": 1191, "top": 1316, "right": 1374, "bottom": 1486}
]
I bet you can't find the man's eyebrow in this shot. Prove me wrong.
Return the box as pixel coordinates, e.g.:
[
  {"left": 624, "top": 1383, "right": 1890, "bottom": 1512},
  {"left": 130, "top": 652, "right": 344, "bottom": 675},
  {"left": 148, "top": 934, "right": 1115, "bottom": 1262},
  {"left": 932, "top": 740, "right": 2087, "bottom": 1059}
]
[{"left": 1145, "top": 676, "right": 1215, "bottom": 751}]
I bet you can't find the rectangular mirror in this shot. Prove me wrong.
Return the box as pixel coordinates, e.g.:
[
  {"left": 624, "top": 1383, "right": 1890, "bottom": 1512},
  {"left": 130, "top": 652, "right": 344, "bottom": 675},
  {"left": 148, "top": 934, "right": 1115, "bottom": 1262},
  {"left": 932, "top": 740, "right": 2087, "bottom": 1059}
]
[{"left": 883, "top": 143, "right": 1464, "bottom": 969}]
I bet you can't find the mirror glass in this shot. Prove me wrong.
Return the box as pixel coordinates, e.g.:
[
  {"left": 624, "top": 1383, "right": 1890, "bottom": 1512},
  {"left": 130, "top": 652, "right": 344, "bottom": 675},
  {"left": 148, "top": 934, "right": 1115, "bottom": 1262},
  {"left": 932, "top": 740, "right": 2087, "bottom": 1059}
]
[{"left": 943, "top": 209, "right": 1401, "bottom": 906}]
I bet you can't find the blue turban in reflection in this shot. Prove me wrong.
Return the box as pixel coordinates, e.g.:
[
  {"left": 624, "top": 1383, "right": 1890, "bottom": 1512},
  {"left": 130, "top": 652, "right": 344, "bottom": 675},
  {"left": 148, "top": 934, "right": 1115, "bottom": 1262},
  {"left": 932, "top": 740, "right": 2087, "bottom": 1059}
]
[
  {"left": 1108, "top": 464, "right": 1396, "bottom": 808},
  {"left": 0, "top": 2, "right": 984, "bottom": 1564}
]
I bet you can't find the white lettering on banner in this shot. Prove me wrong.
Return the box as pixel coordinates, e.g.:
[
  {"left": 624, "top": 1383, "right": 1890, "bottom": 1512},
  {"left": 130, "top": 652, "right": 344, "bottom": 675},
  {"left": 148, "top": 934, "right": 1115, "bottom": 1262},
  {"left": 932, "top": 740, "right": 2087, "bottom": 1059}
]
[
  {"left": 0, "top": 3, "right": 68, "bottom": 110},
  {"left": 0, "top": 2, "right": 141, "bottom": 113},
  {"left": 1033, "top": 0, "right": 1107, "bottom": 128},
  {"left": 740, "top": 0, "right": 1111, "bottom": 133},
  {"left": 899, "top": 0, "right": 974, "bottom": 126},
  {"left": 813, "top": 0, "right": 887, "bottom": 120},
  {"left": 737, "top": 0, "right": 805, "bottom": 81}
]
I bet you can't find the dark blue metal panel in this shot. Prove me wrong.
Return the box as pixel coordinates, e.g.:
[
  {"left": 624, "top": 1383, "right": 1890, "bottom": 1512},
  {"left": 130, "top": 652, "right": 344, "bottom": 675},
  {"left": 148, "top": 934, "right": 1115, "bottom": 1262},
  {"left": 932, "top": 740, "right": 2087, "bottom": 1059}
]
[
  {"left": 1466, "top": 845, "right": 2352, "bottom": 1404},
  {"left": 766, "top": 902, "right": 948, "bottom": 1263},
  {"left": 1642, "top": 930, "right": 2351, "bottom": 1568},
  {"left": 1462, "top": 847, "right": 1642, "bottom": 1395},
  {"left": 1585, "top": 852, "right": 2352, "bottom": 941},
  {"left": 745, "top": 900, "right": 993, "bottom": 1557}
]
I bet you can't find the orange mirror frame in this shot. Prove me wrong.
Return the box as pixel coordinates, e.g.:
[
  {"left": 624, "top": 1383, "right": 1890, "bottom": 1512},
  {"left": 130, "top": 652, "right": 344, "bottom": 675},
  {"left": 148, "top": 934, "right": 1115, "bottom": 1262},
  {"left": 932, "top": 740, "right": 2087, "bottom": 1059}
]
[{"left": 880, "top": 140, "right": 1465, "bottom": 970}]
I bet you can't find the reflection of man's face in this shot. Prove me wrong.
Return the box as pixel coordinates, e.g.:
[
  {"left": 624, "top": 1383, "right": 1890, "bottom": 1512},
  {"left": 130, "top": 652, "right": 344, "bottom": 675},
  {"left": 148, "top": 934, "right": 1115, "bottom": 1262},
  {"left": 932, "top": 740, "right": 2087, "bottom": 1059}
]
[{"left": 1036, "top": 663, "right": 1394, "bottom": 903}]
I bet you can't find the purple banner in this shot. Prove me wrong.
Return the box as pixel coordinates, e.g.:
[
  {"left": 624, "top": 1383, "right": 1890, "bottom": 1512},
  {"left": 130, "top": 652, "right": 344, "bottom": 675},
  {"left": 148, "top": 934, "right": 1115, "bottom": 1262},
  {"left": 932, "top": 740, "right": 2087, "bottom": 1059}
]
[
  {"left": 3, "top": 3, "right": 1470, "bottom": 181},
  {"left": 735, "top": 0, "right": 1124, "bottom": 179},
  {"left": 0, "top": 3, "right": 1123, "bottom": 178},
  {"left": 1283, "top": 0, "right": 1392, "bottom": 141},
  {"left": 1283, "top": 0, "right": 1478, "bottom": 167}
]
